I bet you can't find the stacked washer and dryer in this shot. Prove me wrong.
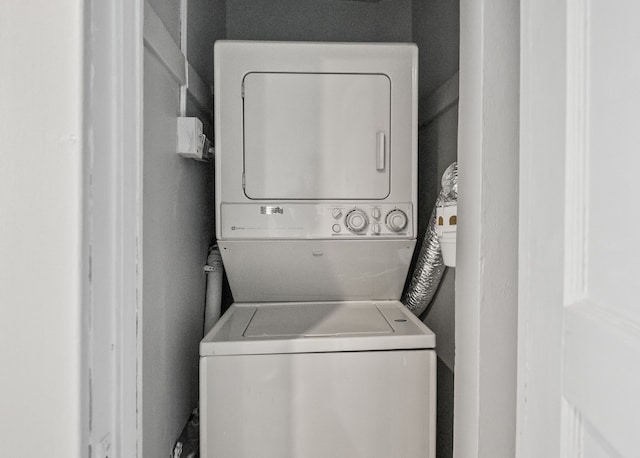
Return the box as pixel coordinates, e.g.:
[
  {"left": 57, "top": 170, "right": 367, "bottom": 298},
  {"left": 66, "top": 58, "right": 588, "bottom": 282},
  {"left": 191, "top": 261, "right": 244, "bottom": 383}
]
[{"left": 200, "top": 41, "right": 436, "bottom": 458}]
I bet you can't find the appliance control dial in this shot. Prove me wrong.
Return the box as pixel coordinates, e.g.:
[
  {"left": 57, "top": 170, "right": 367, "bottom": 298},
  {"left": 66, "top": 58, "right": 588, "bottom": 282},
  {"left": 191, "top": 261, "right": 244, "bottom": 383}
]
[
  {"left": 331, "top": 208, "right": 343, "bottom": 219},
  {"left": 386, "top": 209, "right": 408, "bottom": 232},
  {"left": 345, "top": 209, "right": 369, "bottom": 233}
]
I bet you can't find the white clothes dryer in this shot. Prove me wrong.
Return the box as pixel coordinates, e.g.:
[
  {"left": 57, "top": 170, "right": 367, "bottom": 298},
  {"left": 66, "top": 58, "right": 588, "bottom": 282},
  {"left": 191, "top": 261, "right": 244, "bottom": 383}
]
[{"left": 200, "top": 41, "right": 436, "bottom": 458}]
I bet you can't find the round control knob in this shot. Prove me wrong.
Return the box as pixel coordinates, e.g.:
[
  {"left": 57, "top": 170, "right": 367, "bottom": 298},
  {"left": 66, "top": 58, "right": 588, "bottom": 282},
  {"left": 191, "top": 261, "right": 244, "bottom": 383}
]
[
  {"left": 345, "top": 209, "right": 369, "bottom": 233},
  {"left": 386, "top": 209, "right": 408, "bottom": 232},
  {"left": 331, "top": 208, "right": 343, "bottom": 219}
]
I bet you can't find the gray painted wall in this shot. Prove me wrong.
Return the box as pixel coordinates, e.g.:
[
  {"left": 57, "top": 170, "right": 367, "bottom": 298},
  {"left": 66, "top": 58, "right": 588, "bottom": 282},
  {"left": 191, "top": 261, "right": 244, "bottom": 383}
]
[
  {"left": 413, "top": 3, "right": 459, "bottom": 457},
  {"left": 414, "top": 87, "right": 458, "bottom": 458},
  {"left": 186, "top": 0, "right": 226, "bottom": 140},
  {"left": 417, "top": 99, "right": 458, "bottom": 458},
  {"left": 148, "top": 0, "right": 181, "bottom": 44},
  {"left": 143, "top": 50, "right": 214, "bottom": 457},
  {"left": 417, "top": 100, "right": 459, "bottom": 372},
  {"left": 142, "top": 1, "right": 219, "bottom": 456},
  {"left": 226, "top": 0, "right": 412, "bottom": 42},
  {"left": 188, "top": 0, "right": 226, "bottom": 88},
  {"left": 413, "top": 0, "right": 460, "bottom": 99}
]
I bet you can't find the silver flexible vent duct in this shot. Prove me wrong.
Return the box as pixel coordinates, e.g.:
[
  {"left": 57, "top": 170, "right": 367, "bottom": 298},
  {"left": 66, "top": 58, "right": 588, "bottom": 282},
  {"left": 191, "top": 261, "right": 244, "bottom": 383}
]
[{"left": 402, "top": 162, "right": 458, "bottom": 316}]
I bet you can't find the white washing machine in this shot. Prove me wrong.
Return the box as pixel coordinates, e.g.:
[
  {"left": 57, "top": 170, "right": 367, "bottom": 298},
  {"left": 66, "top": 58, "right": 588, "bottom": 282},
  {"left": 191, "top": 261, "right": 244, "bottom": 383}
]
[{"left": 200, "top": 41, "right": 436, "bottom": 458}]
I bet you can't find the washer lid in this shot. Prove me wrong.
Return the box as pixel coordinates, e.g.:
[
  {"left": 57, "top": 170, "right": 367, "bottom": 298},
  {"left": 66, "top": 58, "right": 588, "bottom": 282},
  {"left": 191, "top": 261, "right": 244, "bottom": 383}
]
[{"left": 200, "top": 301, "right": 435, "bottom": 356}]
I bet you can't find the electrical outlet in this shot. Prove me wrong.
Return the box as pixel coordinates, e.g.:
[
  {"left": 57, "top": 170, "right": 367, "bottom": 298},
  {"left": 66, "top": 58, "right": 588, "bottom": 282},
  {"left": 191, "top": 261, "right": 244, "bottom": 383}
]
[{"left": 177, "top": 117, "right": 212, "bottom": 161}]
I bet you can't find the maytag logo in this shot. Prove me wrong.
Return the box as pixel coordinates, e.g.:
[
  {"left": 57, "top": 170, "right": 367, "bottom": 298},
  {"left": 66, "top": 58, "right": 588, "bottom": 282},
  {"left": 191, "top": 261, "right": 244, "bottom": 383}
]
[{"left": 260, "top": 206, "right": 284, "bottom": 215}]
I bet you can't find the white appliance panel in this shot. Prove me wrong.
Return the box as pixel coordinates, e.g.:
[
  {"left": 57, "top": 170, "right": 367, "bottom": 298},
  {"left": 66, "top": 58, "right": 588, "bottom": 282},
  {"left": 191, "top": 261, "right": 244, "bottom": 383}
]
[
  {"left": 200, "top": 349, "right": 436, "bottom": 458},
  {"left": 243, "top": 72, "right": 391, "bottom": 200},
  {"left": 244, "top": 302, "right": 393, "bottom": 337},
  {"left": 217, "top": 240, "right": 415, "bottom": 303},
  {"left": 220, "top": 202, "right": 414, "bottom": 239},
  {"left": 200, "top": 301, "right": 436, "bottom": 355}
]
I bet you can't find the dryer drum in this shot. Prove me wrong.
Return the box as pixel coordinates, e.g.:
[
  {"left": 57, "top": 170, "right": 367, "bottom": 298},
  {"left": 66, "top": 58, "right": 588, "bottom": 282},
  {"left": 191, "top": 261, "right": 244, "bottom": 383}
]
[{"left": 402, "top": 162, "right": 458, "bottom": 316}]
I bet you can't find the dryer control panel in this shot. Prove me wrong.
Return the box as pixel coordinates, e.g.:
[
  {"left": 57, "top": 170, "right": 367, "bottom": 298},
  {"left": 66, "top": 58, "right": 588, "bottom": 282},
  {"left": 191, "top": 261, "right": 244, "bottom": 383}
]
[{"left": 220, "top": 203, "right": 414, "bottom": 239}]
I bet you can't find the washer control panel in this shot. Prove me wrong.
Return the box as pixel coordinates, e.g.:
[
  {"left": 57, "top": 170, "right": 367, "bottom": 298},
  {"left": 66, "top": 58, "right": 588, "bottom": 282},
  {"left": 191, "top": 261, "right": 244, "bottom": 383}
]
[
  {"left": 330, "top": 205, "right": 412, "bottom": 237},
  {"left": 221, "top": 203, "right": 414, "bottom": 239}
]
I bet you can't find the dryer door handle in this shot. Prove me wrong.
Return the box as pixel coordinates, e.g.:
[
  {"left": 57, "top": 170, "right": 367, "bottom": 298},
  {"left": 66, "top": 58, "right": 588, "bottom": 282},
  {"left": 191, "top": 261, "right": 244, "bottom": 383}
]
[{"left": 376, "top": 132, "right": 386, "bottom": 171}]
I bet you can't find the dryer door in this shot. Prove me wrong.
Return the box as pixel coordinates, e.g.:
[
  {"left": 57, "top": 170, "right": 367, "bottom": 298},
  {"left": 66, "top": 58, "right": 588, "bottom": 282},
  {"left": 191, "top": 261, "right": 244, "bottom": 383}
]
[{"left": 242, "top": 72, "right": 391, "bottom": 200}]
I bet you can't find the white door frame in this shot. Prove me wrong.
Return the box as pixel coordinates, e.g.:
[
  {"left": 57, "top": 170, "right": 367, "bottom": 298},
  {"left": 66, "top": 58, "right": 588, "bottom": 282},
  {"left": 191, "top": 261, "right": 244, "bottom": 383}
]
[
  {"left": 83, "top": 0, "right": 143, "bottom": 456},
  {"left": 454, "top": 1, "right": 520, "bottom": 457},
  {"left": 517, "top": 1, "right": 566, "bottom": 454}
]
